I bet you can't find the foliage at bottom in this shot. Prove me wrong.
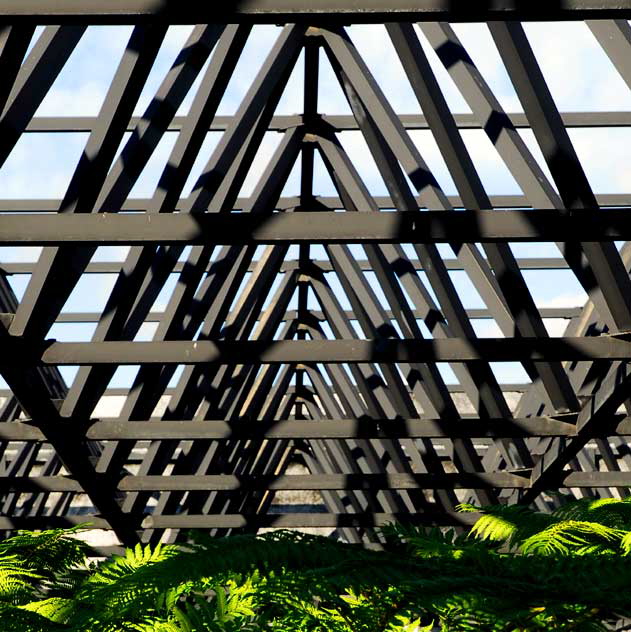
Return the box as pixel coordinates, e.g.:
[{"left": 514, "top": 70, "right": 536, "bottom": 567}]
[{"left": 1, "top": 496, "right": 631, "bottom": 630}]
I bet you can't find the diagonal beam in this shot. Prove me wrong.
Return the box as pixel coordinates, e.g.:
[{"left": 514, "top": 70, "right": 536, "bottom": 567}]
[
  {"left": 146, "top": 276, "right": 301, "bottom": 524},
  {"left": 10, "top": 25, "right": 167, "bottom": 341},
  {"left": 488, "top": 22, "right": 631, "bottom": 499},
  {"left": 60, "top": 24, "right": 242, "bottom": 421},
  {"left": 316, "top": 116, "right": 512, "bottom": 423},
  {"left": 303, "top": 333, "right": 434, "bottom": 515},
  {"left": 418, "top": 21, "right": 630, "bottom": 483},
  {"left": 0, "top": 324, "right": 137, "bottom": 545},
  {"left": 489, "top": 20, "right": 631, "bottom": 332},
  {"left": 524, "top": 361, "right": 631, "bottom": 504},
  {"left": 384, "top": 22, "right": 578, "bottom": 415},
  {"left": 0, "top": 275, "right": 69, "bottom": 520},
  {"left": 420, "top": 21, "right": 628, "bottom": 337},
  {"left": 302, "top": 365, "right": 409, "bottom": 525},
  {"left": 117, "top": 124, "right": 305, "bottom": 519},
  {"left": 96, "top": 27, "right": 306, "bottom": 436},
  {"left": 135, "top": 320, "right": 300, "bottom": 534},
  {"left": 316, "top": 133, "right": 508, "bottom": 495},
  {"left": 317, "top": 77, "right": 531, "bottom": 472},
  {"left": 182, "top": 364, "right": 300, "bottom": 541},
  {"left": 319, "top": 26, "right": 575, "bottom": 414},
  {"left": 306, "top": 269, "right": 464, "bottom": 510},
  {"left": 144, "top": 130, "right": 303, "bottom": 429},
  {"left": 586, "top": 20, "right": 631, "bottom": 93},
  {"left": 0, "top": 26, "right": 86, "bottom": 167},
  {"left": 93, "top": 24, "right": 227, "bottom": 213},
  {"left": 0, "top": 25, "right": 34, "bottom": 114},
  {"left": 94, "top": 124, "right": 300, "bottom": 484},
  {"left": 186, "top": 24, "right": 306, "bottom": 212}
]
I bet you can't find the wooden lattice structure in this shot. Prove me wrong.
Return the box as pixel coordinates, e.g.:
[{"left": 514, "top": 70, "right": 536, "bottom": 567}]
[{"left": 1, "top": 2, "right": 631, "bottom": 551}]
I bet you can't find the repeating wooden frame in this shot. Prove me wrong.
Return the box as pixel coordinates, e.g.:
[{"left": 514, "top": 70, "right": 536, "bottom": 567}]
[{"left": 0, "top": 2, "right": 631, "bottom": 548}]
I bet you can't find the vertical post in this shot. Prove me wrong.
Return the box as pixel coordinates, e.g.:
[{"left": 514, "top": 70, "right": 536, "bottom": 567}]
[{"left": 296, "top": 36, "right": 319, "bottom": 420}]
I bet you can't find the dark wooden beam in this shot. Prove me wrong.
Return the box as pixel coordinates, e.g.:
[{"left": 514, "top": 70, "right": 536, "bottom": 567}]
[
  {"left": 524, "top": 362, "right": 631, "bottom": 503},
  {"left": 18, "top": 111, "right": 631, "bottom": 133},
  {"left": 2, "top": 210, "right": 631, "bottom": 245},
  {"left": 3, "top": 336, "right": 631, "bottom": 366},
  {"left": 0, "top": 258, "right": 581, "bottom": 275},
  {"left": 4, "top": 471, "right": 629, "bottom": 493},
  {"left": 0, "top": 415, "right": 586, "bottom": 442},
  {"left": 0, "top": 1, "right": 629, "bottom": 23},
  {"left": 141, "top": 511, "right": 481, "bottom": 530}
]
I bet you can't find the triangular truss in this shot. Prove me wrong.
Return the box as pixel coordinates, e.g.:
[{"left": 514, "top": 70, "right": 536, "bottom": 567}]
[{"left": 1, "top": 4, "right": 631, "bottom": 551}]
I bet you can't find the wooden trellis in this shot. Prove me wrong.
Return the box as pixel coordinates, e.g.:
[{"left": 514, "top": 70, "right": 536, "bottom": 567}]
[{"left": 1, "top": 2, "right": 631, "bottom": 552}]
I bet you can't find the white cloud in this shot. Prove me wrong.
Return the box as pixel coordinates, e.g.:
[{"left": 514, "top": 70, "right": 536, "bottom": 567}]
[
  {"left": 523, "top": 22, "right": 631, "bottom": 112},
  {"left": 449, "top": 23, "right": 522, "bottom": 112},
  {"left": 36, "top": 82, "right": 109, "bottom": 117},
  {"left": 538, "top": 293, "right": 590, "bottom": 308},
  {"left": 569, "top": 128, "right": 631, "bottom": 193},
  {"left": 36, "top": 26, "right": 132, "bottom": 116},
  {"left": 0, "top": 132, "right": 87, "bottom": 198}
]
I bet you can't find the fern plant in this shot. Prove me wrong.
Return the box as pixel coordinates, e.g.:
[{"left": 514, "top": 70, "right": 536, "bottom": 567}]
[
  {"left": 0, "top": 496, "right": 631, "bottom": 631},
  {"left": 460, "top": 495, "right": 631, "bottom": 555}
]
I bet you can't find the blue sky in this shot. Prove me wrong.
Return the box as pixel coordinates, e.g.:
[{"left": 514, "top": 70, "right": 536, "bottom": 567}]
[{"left": 1, "top": 21, "right": 630, "bottom": 401}]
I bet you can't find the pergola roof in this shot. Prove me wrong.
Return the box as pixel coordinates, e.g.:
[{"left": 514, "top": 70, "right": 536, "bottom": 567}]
[{"left": 1, "top": 1, "right": 631, "bottom": 551}]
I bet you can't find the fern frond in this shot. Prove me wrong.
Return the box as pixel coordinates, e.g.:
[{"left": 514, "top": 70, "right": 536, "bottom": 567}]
[
  {"left": 463, "top": 503, "right": 556, "bottom": 548},
  {"left": 380, "top": 524, "right": 489, "bottom": 560},
  {"left": 0, "top": 602, "right": 66, "bottom": 631},
  {"left": 620, "top": 530, "right": 631, "bottom": 555},
  {"left": 87, "top": 541, "right": 180, "bottom": 585},
  {"left": 0, "top": 499, "right": 630, "bottom": 631},
  {"left": 20, "top": 597, "right": 75, "bottom": 623},
  {"left": 552, "top": 497, "right": 631, "bottom": 529},
  {"left": 0, "top": 526, "right": 90, "bottom": 576},
  {"left": 0, "top": 556, "right": 44, "bottom": 603},
  {"left": 520, "top": 520, "right": 624, "bottom": 556}
]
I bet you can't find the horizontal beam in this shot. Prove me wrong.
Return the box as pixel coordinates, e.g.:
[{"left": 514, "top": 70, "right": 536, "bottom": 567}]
[
  {"left": 0, "top": 515, "right": 111, "bottom": 530},
  {"left": 125, "top": 472, "right": 631, "bottom": 490},
  {"left": 3, "top": 336, "right": 631, "bottom": 366},
  {"left": 89, "top": 417, "right": 580, "bottom": 440},
  {"left": 123, "top": 472, "right": 523, "bottom": 491},
  {"left": 0, "top": 416, "right": 587, "bottom": 442},
  {"left": 0, "top": 258, "right": 578, "bottom": 275},
  {"left": 2, "top": 471, "right": 628, "bottom": 494},
  {"left": 0, "top": 383, "right": 534, "bottom": 400},
  {"left": 0, "top": 1, "right": 629, "bottom": 23},
  {"left": 558, "top": 472, "right": 631, "bottom": 487},
  {"left": 0, "top": 307, "right": 581, "bottom": 324},
  {"left": 0, "top": 472, "right": 528, "bottom": 492},
  {"left": 21, "top": 111, "right": 631, "bottom": 133},
  {"left": 0, "top": 513, "right": 478, "bottom": 530},
  {"left": 141, "top": 511, "right": 481, "bottom": 529},
  {"left": 5, "top": 471, "right": 629, "bottom": 494},
  {"left": 1, "top": 194, "right": 630, "bottom": 213},
  {"left": 2, "top": 210, "right": 631, "bottom": 245}
]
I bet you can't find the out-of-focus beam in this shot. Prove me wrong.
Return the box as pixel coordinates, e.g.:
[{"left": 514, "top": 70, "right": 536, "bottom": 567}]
[{"left": 0, "top": 1, "right": 629, "bottom": 23}]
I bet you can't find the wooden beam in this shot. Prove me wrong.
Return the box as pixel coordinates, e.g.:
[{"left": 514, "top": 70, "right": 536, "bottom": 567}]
[
  {"left": 2, "top": 210, "right": 631, "bottom": 245},
  {"left": 3, "top": 336, "right": 631, "bottom": 366}
]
